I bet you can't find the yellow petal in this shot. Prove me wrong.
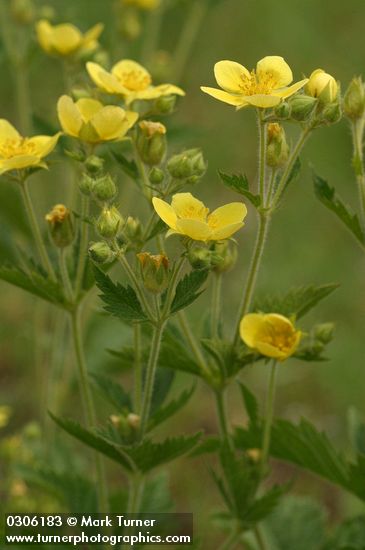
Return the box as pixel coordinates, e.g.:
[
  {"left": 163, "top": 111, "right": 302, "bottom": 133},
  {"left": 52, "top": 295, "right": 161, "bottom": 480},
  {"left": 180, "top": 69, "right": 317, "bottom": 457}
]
[
  {"left": 27, "top": 133, "right": 61, "bottom": 158},
  {"left": 241, "top": 94, "right": 281, "bottom": 108},
  {"left": 254, "top": 341, "right": 289, "bottom": 360},
  {"left": 175, "top": 219, "right": 212, "bottom": 241},
  {"left": 152, "top": 197, "right": 178, "bottom": 229},
  {"left": 112, "top": 59, "right": 151, "bottom": 90},
  {"left": 57, "top": 95, "right": 83, "bottom": 137},
  {"left": 210, "top": 222, "right": 244, "bottom": 240},
  {"left": 171, "top": 193, "right": 209, "bottom": 221},
  {"left": 273, "top": 79, "right": 308, "bottom": 99},
  {"left": 240, "top": 313, "right": 265, "bottom": 348},
  {"left": 136, "top": 83, "right": 185, "bottom": 101},
  {"left": 0, "top": 119, "right": 21, "bottom": 144},
  {"left": 35, "top": 20, "right": 53, "bottom": 53},
  {"left": 86, "top": 62, "right": 127, "bottom": 95},
  {"left": 91, "top": 106, "right": 134, "bottom": 141},
  {"left": 208, "top": 202, "right": 247, "bottom": 230},
  {"left": 76, "top": 98, "right": 103, "bottom": 122},
  {"left": 82, "top": 23, "right": 104, "bottom": 46},
  {"left": 0, "top": 155, "right": 41, "bottom": 174},
  {"left": 214, "top": 60, "right": 250, "bottom": 93},
  {"left": 200, "top": 86, "right": 247, "bottom": 106},
  {"left": 256, "top": 56, "right": 293, "bottom": 88},
  {"left": 125, "top": 111, "right": 139, "bottom": 128},
  {"left": 50, "top": 24, "right": 82, "bottom": 55}
]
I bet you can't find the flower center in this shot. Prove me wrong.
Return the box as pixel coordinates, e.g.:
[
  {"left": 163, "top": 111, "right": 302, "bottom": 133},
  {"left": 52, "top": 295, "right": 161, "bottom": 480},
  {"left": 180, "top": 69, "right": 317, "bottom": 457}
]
[
  {"left": 0, "top": 138, "right": 36, "bottom": 159},
  {"left": 178, "top": 205, "right": 209, "bottom": 221},
  {"left": 263, "top": 325, "right": 296, "bottom": 351},
  {"left": 239, "top": 70, "right": 277, "bottom": 96},
  {"left": 118, "top": 69, "right": 152, "bottom": 91}
]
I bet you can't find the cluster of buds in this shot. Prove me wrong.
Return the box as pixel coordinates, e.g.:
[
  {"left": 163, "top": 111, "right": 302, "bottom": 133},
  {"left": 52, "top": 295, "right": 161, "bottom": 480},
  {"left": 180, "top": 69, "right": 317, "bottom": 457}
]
[
  {"left": 136, "top": 120, "right": 167, "bottom": 166},
  {"left": 110, "top": 412, "right": 141, "bottom": 442},
  {"left": 266, "top": 123, "right": 289, "bottom": 168},
  {"left": 79, "top": 172, "right": 117, "bottom": 203},
  {"left": 137, "top": 252, "right": 169, "bottom": 293},
  {"left": 96, "top": 206, "right": 123, "bottom": 239},
  {"left": 187, "top": 241, "right": 237, "bottom": 273},
  {"left": 167, "top": 148, "right": 207, "bottom": 185},
  {"left": 45, "top": 204, "right": 74, "bottom": 248},
  {"left": 343, "top": 77, "right": 365, "bottom": 120},
  {"left": 88, "top": 241, "right": 115, "bottom": 265}
]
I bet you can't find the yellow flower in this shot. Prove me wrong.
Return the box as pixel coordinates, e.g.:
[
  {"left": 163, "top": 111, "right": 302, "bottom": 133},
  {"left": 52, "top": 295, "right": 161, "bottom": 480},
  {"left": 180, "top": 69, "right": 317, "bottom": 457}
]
[
  {"left": 152, "top": 192, "right": 247, "bottom": 242},
  {"left": 0, "top": 120, "right": 60, "bottom": 175},
  {"left": 86, "top": 59, "right": 185, "bottom": 106},
  {"left": 305, "top": 69, "right": 338, "bottom": 103},
  {"left": 57, "top": 96, "right": 138, "bottom": 143},
  {"left": 36, "top": 19, "right": 103, "bottom": 56},
  {"left": 240, "top": 313, "right": 302, "bottom": 361},
  {"left": 122, "top": 0, "right": 160, "bottom": 9},
  {"left": 201, "top": 56, "right": 308, "bottom": 109}
]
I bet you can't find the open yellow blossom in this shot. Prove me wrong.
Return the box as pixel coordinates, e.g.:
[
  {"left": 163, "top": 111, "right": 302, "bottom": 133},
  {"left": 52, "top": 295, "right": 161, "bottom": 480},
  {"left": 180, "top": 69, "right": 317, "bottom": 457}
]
[
  {"left": 0, "top": 120, "right": 60, "bottom": 175},
  {"left": 57, "top": 96, "right": 138, "bottom": 143},
  {"left": 36, "top": 19, "right": 103, "bottom": 56},
  {"left": 305, "top": 69, "right": 338, "bottom": 103},
  {"left": 152, "top": 192, "right": 247, "bottom": 242},
  {"left": 201, "top": 56, "right": 308, "bottom": 109},
  {"left": 240, "top": 313, "right": 302, "bottom": 361},
  {"left": 86, "top": 59, "right": 185, "bottom": 106},
  {"left": 122, "top": 0, "right": 160, "bottom": 9}
]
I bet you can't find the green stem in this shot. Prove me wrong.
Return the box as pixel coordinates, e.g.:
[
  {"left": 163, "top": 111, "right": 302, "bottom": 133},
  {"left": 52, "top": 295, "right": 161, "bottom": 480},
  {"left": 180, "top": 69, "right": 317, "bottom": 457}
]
[
  {"left": 116, "top": 252, "right": 155, "bottom": 321},
  {"left": 177, "top": 311, "right": 210, "bottom": 375},
  {"left": 233, "top": 212, "right": 270, "bottom": 346},
  {"left": 257, "top": 110, "right": 267, "bottom": 198},
  {"left": 132, "top": 138, "right": 152, "bottom": 201},
  {"left": 218, "top": 525, "right": 243, "bottom": 550},
  {"left": 265, "top": 168, "right": 277, "bottom": 209},
  {"left": 260, "top": 360, "right": 278, "bottom": 478},
  {"left": 211, "top": 272, "right": 222, "bottom": 339},
  {"left": 58, "top": 248, "right": 73, "bottom": 302},
  {"left": 133, "top": 322, "right": 142, "bottom": 414},
  {"left": 215, "top": 390, "right": 233, "bottom": 449},
  {"left": 75, "top": 196, "right": 90, "bottom": 296},
  {"left": 254, "top": 525, "right": 267, "bottom": 550},
  {"left": 15, "top": 61, "right": 32, "bottom": 135},
  {"left": 20, "top": 180, "right": 56, "bottom": 281},
  {"left": 70, "top": 306, "right": 108, "bottom": 513},
  {"left": 351, "top": 118, "right": 365, "bottom": 227},
  {"left": 160, "top": 256, "right": 186, "bottom": 319},
  {"left": 172, "top": 0, "right": 208, "bottom": 83}
]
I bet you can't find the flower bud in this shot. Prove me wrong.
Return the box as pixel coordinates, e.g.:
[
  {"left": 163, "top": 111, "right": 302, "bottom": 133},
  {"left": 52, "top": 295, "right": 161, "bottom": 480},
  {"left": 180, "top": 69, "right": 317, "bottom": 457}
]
[
  {"left": 187, "top": 247, "right": 212, "bottom": 270},
  {"left": 289, "top": 95, "right": 317, "bottom": 121},
  {"left": 127, "top": 413, "right": 140, "bottom": 430},
  {"left": 85, "top": 155, "right": 105, "bottom": 175},
  {"left": 167, "top": 148, "right": 207, "bottom": 180},
  {"left": 305, "top": 69, "right": 338, "bottom": 104},
  {"left": 211, "top": 241, "right": 238, "bottom": 274},
  {"left": 10, "top": 0, "right": 34, "bottom": 24},
  {"left": 149, "top": 167, "right": 165, "bottom": 185},
  {"left": 124, "top": 216, "right": 142, "bottom": 241},
  {"left": 88, "top": 241, "right": 115, "bottom": 264},
  {"left": 274, "top": 101, "right": 291, "bottom": 119},
  {"left": 71, "top": 87, "right": 91, "bottom": 101},
  {"left": 153, "top": 94, "right": 177, "bottom": 115},
  {"left": 314, "top": 322, "right": 334, "bottom": 344},
  {"left": 321, "top": 101, "right": 342, "bottom": 125},
  {"left": 93, "top": 174, "right": 117, "bottom": 202},
  {"left": 79, "top": 174, "right": 95, "bottom": 196},
  {"left": 136, "top": 120, "right": 167, "bottom": 166},
  {"left": 96, "top": 206, "right": 123, "bottom": 239},
  {"left": 137, "top": 252, "right": 169, "bottom": 293},
  {"left": 92, "top": 49, "right": 110, "bottom": 68},
  {"left": 246, "top": 448, "right": 262, "bottom": 463},
  {"left": 37, "top": 5, "right": 55, "bottom": 20},
  {"left": 118, "top": 10, "right": 141, "bottom": 40},
  {"left": 110, "top": 414, "right": 131, "bottom": 437},
  {"left": 266, "top": 123, "right": 289, "bottom": 168},
  {"left": 343, "top": 77, "right": 365, "bottom": 120},
  {"left": 45, "top": 204, "right": 74, "bottom": 248}
]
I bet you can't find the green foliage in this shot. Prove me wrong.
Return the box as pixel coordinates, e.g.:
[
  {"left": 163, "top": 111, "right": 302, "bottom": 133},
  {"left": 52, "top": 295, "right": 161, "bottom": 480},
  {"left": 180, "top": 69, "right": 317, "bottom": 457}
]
[
  {"left": 144, "top": 218, "right": 166, "bottom": 243},
  {"left": 218, "top": 171, "right": 261, "bottom": 208},
  {"left": 149, "top": 384, "right": 196, "bottom": 431},
  {"left": 324, "top": 516, "right": 365, "bottom": 549},
  {"left": 0, "top": 263, "right": 70, "bottom": 309},
  {"left": 159, "top": 324, "right": 203, "bottom": 377},
  {"left": 112, "top": 151, "right": 138, "bottom": 180},
  {"left": 348, "top": 407, "right": 365, "bottom": 455},
  {"left": 169, "top": 268, "right": 209, "bottom": 314},
  {"left": 149, "top": 367, "right": 175, "bottom": 414},
  {"left": 94, "top": 266, "right": 147, "bottom": 322},
  {"left": 201, "top": 339, "right": 258, "bottom": 382},
  {"left": 283, "top": 157, "right": 301, "bottom": 194},
  {"left": 238, "top": 382, "right": 259, "bottom": 426},
  {"left": 89, "top": 372, "right": 132, "bottom": 411},
  {"left": 253, "top": 283, "right": 339, "bottom": 320},
  {"left": 107, "top": 345, "right": 138, "bottom": 370},
  {"left": 139, "top": 471, "right": 173, "bottom": 513},
  {"left": 313, "top": 171, "right": 365, "bottom": 247}
]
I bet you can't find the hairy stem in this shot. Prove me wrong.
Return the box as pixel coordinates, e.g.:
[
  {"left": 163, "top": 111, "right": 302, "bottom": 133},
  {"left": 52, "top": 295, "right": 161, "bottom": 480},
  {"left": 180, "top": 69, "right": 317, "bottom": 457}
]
[
  {"left": 351, "top": 118, "right": 365, "bottom": 227},
  {"left": 116, "top": 252, "right": 155, "bottom": 321},
  {"left": 133, "top": 322, "right": 142, "bottom": 414},
  {"left": 211, "top": 272, "right": 222, "bottom": 339},
  {"left": 260, "top": 360, "right": 278, "bottom": 477},
  {"left": 58, "top": 248, "right": 73, "bottom": 302},
  {"left": 75, "top": 196, "right": 90, "bottom": 296},
  {"left": 257, "top": 110, "right": 267, "bottom": 198}
]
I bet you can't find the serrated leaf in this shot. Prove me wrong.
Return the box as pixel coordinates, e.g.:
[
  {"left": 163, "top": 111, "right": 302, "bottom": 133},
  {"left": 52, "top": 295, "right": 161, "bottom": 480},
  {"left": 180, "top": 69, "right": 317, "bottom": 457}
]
[
  {"left": 49, "top": 413, "right": 133, "bottom": 471},
  {"left": 108, "top": 346, "right": 139, "bottom": 369},
  {"left": 89, "top": 372, "right": 132, "bottom": 411},
  {"left": 283, "top": 157, "right": 301, "bottom": 193},
  {"left": 94, "top": 266, "right": 147, "bottom": 322},
  {"left": 150, "top": 367, "right": 175, "bottom": 414},
  {"left": 112, "top": 151, "right": 138, "bottom": 180},
  {"left": 159, "top": 324, "right": 203, "bottom": 377},
  {"left": 0, "top": 263, "right": 69, "bottom": 309},
  {"left": 243, "top": 484, "right": 287, "bottom": 525},
  {"left": 218, "top": 170, "right": 261, "bottom": 207},
  {"left": 238, "top": 382, "right": 259, "bottom": 426},
  {"left": 313, "top": 171, "right": 365, "bottom": 247},
  {"left": 170, "top": 268, "right": 209, "bottom": 314},
  {"left": 253, "top": 283, "right": 339, "bottom": 320},
  {"left": 149, "top": 384, "right": 196, "bottom": 431},
  {"left": 189, "top": 436, "right": 221, "bottom": 457}
]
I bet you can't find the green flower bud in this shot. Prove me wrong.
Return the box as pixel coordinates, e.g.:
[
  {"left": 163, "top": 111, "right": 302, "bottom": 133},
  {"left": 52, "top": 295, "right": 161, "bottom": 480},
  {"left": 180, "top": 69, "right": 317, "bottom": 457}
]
[
  {"left": 274, "top": 101, "right": 291, "bottom": 119},
  {"left": 37, "top": 5, "right": 55, "bottom": 20},
  {"left": 137, "top": 252, "right": 169, "bottom": 293},
  {"left": 45, "top": 204, "right": 74, "bottom": 248},
  {"left": 85, "top": 155, "right": 105, "bottom": 175},
  {"left": 10, "top": 0, "right": 34, "bottom": 24},
  {"left": 211, "top": 241, "right": 238, "bottom": 274},
  {"left": 314, "top": 322, "right": 334, "bottom": 344},
  {"left": 93, "top": 174, "right": 117, "bottom": 202},
  {"left": 127, "top": 413, "right": 140, "bottom": 430},
  {"left": 79, "top": 174, "right": 95, "bottom": 196},
  {"left": 266, "top": 123, "right": 289, "bottom": 168},
  {"left": 153, "top": 94, "right": 176, "bottom": 114},
  {"left": 96, "top": 206, "right": 123, "bottom": 239},
  {"left": 118, "top": 10, "right": 141, "bottom": 40},
  {"left": 187, "top": 247, "right": 212, "bottom": 270},
  {"left": 88, "top": 241, "right": 115, "bottom": 264},
  {"left": 167, "top": 148, "right": 207, "bottom": 180},
  {"left": 110, "top": 414, "right": 131, "bottom": 437},
  {"left": 343, "top": 77, "right": 365, "bottom": 120},
  {"left": 91, "top": 49, "right": 110, "bottom": 68},
  {"left": 124, "top": 216, "right": 142, "bottom": 241},
  {"left": 321, "top": 101, "right": 342, "bottom": 125},
  {"left": 149, "top": 167, "right": 165, "bottom": 185},
  {"left": 71, "top": 87, "right": 91, "bottom": 101},
  {"left": 136, "top": 120, "right": 167, "bottom": 166},
  {"left": 289, "top": 95, "right": 317, "bottom": 121}
]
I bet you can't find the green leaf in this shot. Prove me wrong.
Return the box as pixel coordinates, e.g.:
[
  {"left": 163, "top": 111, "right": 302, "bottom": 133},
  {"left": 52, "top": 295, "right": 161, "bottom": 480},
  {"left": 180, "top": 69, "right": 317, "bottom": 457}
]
[
  {"left": 253, "top": 283, "right": 339, "bottom": 320},
  {"left": 149, "top": 384, "right": 196, "bottom": 431},
  {"left": 89, "top": 372, "right": 132, "bottom": 411},
  {"left": 170, "top": 268, "right": 209, "bottom": 314},
  {"left": 313, "top": 171, "right": 365, "bottom": 246},
  {"left": 0, "top": 263, "right": 69, "bottom": 309},
  {"left": 243, "top": 484, "right": 287, "bottom": 525},
  {"left": 284, "top": 157, "right": 301, "bottom": 192},
  {"left": 112, "top": 151, "right": 138, "bottom": 180},
  {"left": 150, "top": 367, "right": 175, "bottom": 414},
  {"left": 324, "top": 516, "right": 365, "bottom": 550},
  {"left": 159, "top": 325, "right": 203, "bottom": 377},
  {"left": 218, "top": 171, "right": 261, "bottom": 207},
  {"left": 139, "top": 471, "right": 173, "bottom": 513},
  {"left": 189, "top": 436, "right": 221, "bottom": 457},
  {"left": 49, "top": 413, "right": 133, "bottom": 471},
  {"left": 238, "top": 382, "right": 259, "bottom": 426},
  {"left": 145, "top": 218, "right": 166, "bottom": 243},
  {"left": 107, "top": 346, "right": 138, "bottom": 369},
  {"left": 94, "top": 266, "right": 147, "bottom": 322},
  {"left": 348, "top": 407, "right": 365, "bottom": 455}
]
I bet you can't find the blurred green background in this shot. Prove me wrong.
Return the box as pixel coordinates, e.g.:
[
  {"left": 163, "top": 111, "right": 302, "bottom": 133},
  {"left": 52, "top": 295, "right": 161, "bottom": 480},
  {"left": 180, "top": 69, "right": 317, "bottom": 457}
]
[{"left": 1, "top": 0, "right": 365, "bottom": 542}]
